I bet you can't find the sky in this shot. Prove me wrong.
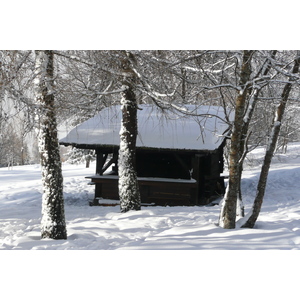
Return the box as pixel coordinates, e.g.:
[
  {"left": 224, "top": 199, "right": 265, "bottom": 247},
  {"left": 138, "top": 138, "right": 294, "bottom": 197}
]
[{"left": 2, "top": 1, "right": 299, "bottom": 50}]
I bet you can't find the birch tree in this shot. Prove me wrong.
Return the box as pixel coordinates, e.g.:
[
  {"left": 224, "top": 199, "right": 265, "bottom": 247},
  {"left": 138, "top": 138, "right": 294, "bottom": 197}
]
[
  {"left": 118, "top": 51, "right": 141, "bottom": 212},
  {"left": 57, "top": 50, "right": 142, "bottom": 213},
  {"left": 239, "top": 51, "right": 300, "bottom": 228},
  {"left": 34, "top": 50, "right": 67, "bottom": 239},
  {"left": 218, "top": 50, "right": 254, "bottom": 229},
  {"left": 235, "top": 50, "right": 278, "bottom": 217},
  {"left": 141, "top": 50, "right": 299, "bottom": 229}
]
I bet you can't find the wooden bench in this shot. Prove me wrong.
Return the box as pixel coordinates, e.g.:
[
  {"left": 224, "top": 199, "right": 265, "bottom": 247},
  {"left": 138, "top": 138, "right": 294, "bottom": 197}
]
[{"left": 86, "top": 175, "right": 198, "bottom": 206}]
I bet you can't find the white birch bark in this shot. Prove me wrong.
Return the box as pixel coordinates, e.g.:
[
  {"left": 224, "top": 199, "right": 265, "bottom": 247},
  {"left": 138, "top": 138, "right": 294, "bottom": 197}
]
[
  {"left": 118, "top": 87, "right": 141, "bottom": 212},
  {"left": 34, "top": 50, "right": 67, "bottom": 239}
]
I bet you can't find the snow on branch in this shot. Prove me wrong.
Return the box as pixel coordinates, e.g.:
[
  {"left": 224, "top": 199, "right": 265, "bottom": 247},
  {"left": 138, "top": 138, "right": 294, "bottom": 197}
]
[
  {"left": 81, "top": 81, "right": 126, "bottom": 97},
  {"left": 199, "top": 62, "right": 236, "bottom": 75},
  {"left": 130, "top": 64, "right": 179, "bottom": 99},
  {"left": 268, "top": 56, "right": 300, "bottom": 81},
  {"left": 53, "top": 51, "right": 128, "bottom": 78}
]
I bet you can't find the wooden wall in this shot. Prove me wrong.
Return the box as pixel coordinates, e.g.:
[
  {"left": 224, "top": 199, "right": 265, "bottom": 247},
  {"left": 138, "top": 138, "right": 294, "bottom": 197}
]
[{"left": 90, "top": 146, "right": 225, "bottom": 206}]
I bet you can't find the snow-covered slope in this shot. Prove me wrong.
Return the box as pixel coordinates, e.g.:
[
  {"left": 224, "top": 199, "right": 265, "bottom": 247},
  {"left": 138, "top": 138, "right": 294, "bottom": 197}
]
[{"left": 1, "top": 143, "right": 300, "bottom": 250}]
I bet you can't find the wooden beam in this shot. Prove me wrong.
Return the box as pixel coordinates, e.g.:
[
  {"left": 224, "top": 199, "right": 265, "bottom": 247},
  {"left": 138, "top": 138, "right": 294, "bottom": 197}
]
[
  {"left": 96, "top": 150, "right": 108, "bottom": 175},
  {"left": 191, "top": 154, "right": 207, "bottom": 205},
  {"left": 173, "top": 153, "right": 191, "bottom": 177},
  {"left": 102, "top": 152, "right": 118, "bottom": 173}
]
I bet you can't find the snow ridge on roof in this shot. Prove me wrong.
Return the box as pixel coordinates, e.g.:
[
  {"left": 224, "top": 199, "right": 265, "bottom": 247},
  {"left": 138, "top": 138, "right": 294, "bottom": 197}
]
[{"left": 59, "top": 104, "right": 231, "bottom": 151}]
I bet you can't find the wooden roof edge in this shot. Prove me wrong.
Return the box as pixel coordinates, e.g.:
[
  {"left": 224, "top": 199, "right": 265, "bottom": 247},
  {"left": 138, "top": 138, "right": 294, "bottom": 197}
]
[{"left": 59, "top": 141, "right": 222, "bottom": 154}]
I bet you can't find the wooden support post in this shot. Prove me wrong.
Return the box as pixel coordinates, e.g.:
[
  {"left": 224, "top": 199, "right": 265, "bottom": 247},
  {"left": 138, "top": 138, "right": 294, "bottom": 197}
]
[
  {"left": 192, "top": 154, "right": 206, "bottom": 205},
  {"left": 96, "top": 149, "right": 108, "bottom": 175},
  {"left": 94, "top": 149, "right": 106, "bottom": 205},
  {"left": 102, "top": 152, "right": 118, "bottom": 174},
  {"left": 191, "top": 155, "right": 200, "bottom": 205},
  {"left": 173, "top": 153, "right": 190, "bottom": 178},
  {"left": 96, "top": 149, "right": 103, "bottom": 175}
]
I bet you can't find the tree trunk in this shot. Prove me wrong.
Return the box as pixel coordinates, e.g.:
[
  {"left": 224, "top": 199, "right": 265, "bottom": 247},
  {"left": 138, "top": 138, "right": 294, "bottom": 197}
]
[
  {"left": 181, "top": 67, "right": 187, "bottom": 102},
  {"left": 118, "top": 52, "right": 141, "bottom": 213},
  {"left": 219, "top": 50, "right": 253, "bottom": 229},
  {"left": 85, "top": 149, "right": 91, "bottom": 168},
  {"left": 240, "top": 53, "right": 300, "bottom": 228},
  {"left": 236, "top": 50, "right": 277, "bottom": 218},
  {"left": 219, "top": 90, "right": 247, "bottom": 228},
  {"left": 236, "top": 180, "right": 245, "bottom": 217},
  {"left": 35, "top": 50, "right": 67, "bottom": 239}
]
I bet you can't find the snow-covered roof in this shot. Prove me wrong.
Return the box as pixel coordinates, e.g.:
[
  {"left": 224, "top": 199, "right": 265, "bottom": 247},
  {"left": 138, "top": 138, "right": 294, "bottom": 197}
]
[{"left": 59, "top": 104, "right": 231, "bottom": 151}]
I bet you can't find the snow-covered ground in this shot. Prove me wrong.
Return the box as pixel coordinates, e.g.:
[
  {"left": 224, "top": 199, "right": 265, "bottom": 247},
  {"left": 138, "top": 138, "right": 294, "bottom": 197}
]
[
  {"left": 2, "top": 143, "right": 300, "bottom": 299},
  {"left": 1, "top": 143, "right": 300, "bottom": 250}
]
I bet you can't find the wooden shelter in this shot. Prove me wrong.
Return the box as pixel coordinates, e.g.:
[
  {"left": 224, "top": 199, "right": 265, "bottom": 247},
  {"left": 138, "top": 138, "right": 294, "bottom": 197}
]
[{"left": 59, "top": 104, "right": 231, "bottom": 206}]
